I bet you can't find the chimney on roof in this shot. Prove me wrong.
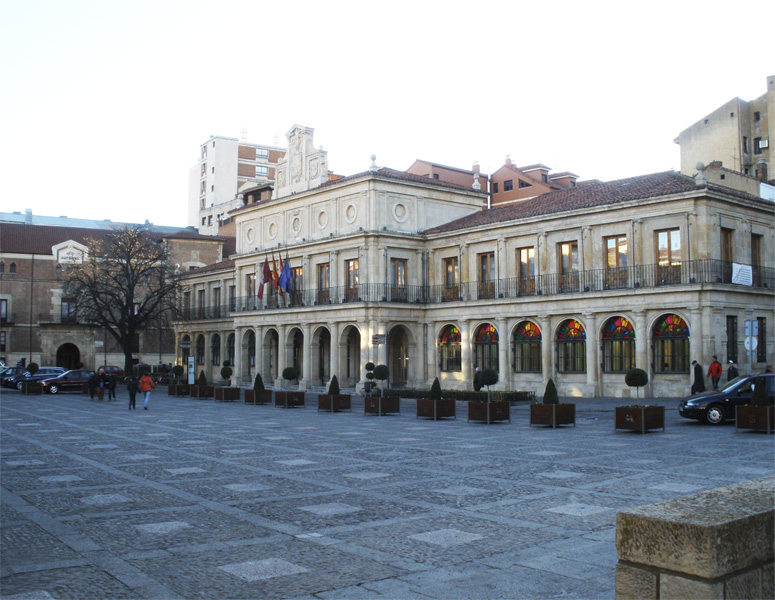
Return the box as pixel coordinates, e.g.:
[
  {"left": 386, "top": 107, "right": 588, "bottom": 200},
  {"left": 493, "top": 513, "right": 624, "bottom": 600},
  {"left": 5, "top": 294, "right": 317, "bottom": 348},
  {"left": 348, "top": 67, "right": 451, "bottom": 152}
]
[
  {"left": 24, "top": 208, "right": 32, "bottom": 224},
  {"left": 472, "top": 161, "right": 480, "bottom": 174},
  {"left": 504, "top": 155, "right": 512, "bottom": 166}
]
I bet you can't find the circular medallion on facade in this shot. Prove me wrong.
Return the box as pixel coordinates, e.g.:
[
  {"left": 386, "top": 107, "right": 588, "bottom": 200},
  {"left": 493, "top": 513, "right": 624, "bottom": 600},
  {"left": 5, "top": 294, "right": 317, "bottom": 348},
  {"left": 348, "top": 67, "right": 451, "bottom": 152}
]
[
  {"left": 292, "top": 217, "right": 301, "bottom": 234},
  {"left": 393, "top": 202, "right": 408, "bottom": 223},
  {"left": 246, "top": 227, "right": 255, "bottom": 244},
  {"left": 317, "top": 210, "right": 328, "bottom": 229},
  {"left": 268, "top": 222, "right": 277, "bottom": 239},
  {"left": 345, "top": 204, "right": 357, "bottom": 223}
]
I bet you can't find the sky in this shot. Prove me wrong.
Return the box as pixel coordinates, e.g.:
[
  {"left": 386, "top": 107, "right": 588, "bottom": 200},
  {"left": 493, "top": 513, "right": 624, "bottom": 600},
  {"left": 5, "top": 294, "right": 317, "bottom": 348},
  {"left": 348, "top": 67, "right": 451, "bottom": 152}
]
[{"left": 1, "top": 0, "right": 773, "bottom": 228}]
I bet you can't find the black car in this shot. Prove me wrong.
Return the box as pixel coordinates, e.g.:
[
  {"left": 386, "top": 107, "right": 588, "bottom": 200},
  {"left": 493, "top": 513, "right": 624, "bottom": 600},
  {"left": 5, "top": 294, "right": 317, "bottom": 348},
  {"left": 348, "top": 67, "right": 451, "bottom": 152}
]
[
  {"left": 40, "top": 369, "right": 95, "bottom": 394},
  {"left": 0, "top": 366, "right": 26, "bottom": 381},
  {"left": 4, "top": 367, "right": 67, "bottom": 390},
  {"left": 679, "top": 373, "right": 775, "bottom": 425}
]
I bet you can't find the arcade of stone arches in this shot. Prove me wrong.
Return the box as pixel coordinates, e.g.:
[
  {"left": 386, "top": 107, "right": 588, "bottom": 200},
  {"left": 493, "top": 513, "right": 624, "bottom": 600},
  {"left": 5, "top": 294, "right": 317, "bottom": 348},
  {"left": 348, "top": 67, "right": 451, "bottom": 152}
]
[{"left": 177, "top": 313, "right": 690, "bottom": 391}]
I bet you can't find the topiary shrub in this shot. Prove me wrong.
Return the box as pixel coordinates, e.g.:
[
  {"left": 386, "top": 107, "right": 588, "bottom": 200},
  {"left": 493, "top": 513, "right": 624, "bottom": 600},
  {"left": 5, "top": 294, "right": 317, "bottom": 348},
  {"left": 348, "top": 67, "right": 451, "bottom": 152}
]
[
  {"left": 480, "top": 368, "right": 498, "bottom": 402},
  {"left": 373, "top": 364, "right": 389, "bottom": 382},
  {"left": 222, "top": 360, "right": 231, "bottom": 367},
  {"left": 197, "top": 370, "right": 207, "bottom": 386},
  {"left": 751, "top": 376, "right": 769, "bottom": 407},
  {"left": 282, "top": 367, "right": 298, "bottom": 383},
  {"left": 172, "top": 365, "right": 184, "bottom": 383},
  {"left": 365, "top": 362, "right": 375, "bottom": 372},
  {"left": 625, "top": 368, "right": 649, "bottom": 402},
  {"left": 543, "top": 378, "right": 559, "bottom": 404},
  {"left": 327, "top": 375, "right": 340, "bottom": 396},
  {"left": 254, "top": 372, "right": 264, "bottom": 391},
  {"left": 430, "top": 377, "right": 442, "bottom": 400},
  {"left": 27, "top": 362, "right": 39, "bottom": 376},
  {"left": 220, "top": 365, "right": 233, "bottom": 383}
]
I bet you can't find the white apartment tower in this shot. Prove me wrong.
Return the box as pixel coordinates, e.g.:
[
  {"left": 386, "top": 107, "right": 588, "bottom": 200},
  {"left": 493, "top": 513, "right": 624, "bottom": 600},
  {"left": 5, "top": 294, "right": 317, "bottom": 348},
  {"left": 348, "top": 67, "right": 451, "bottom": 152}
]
[{"left": 188, "top": 133, "right": 285, "bottom": 235}]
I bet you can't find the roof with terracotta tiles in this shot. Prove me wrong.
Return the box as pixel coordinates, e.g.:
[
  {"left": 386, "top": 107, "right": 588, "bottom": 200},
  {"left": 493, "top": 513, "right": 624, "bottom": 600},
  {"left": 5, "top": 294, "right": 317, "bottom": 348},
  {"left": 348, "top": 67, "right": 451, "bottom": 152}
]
[{"left": 422, "top": 171, "right": 768, "bottom": 235}]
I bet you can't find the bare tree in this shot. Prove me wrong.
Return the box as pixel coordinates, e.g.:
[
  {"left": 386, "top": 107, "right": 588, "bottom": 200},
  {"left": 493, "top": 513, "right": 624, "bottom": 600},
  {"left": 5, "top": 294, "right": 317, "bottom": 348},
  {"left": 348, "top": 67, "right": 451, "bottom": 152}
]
[{"left": 64, "top": 226, "right": 179, "bottom": 375}]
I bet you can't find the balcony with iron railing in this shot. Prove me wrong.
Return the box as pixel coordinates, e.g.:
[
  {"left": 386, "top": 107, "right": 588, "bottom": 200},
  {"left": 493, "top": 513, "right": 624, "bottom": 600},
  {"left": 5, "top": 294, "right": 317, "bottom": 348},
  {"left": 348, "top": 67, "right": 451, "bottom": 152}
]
[{"left": 175, "top": 259, "right": 774, "bottom": 322}]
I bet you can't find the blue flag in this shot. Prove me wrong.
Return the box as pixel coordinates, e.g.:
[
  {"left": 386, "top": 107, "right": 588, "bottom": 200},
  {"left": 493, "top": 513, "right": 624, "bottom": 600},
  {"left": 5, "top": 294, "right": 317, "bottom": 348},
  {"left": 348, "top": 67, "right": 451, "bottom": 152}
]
[{"left": 278, "top": 250, "right": 293, "bottom": 293}]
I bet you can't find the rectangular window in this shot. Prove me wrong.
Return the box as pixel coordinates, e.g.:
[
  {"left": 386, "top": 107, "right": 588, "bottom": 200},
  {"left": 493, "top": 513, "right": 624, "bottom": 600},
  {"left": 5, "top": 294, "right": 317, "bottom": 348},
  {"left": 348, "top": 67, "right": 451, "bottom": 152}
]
[
  {"left": 200, "top": 181, "right": 206, "bottom": 194},
  {"left": 255, "top": 165, "right": 268, "bottom": 177},
  {"left": 443, "top": 257, "right": 459, "bottom": 301},
  {"left": 726, "top": 315, "right": 738, "bottom": 364},
  {"left": 290, "top": 267, "right": 303, "bottom": 306},
  {"left": 721, "top": 227, "right": 733, "bottom": 283},
  {"left": 256, "top": 148, "right": 269, "bottom": 158},
  {"left": 519, "top": 179, "right": 532, "bottom": 189},
  {"left": 60, "top": 298, "right": 76, "bottom": 323},
  {"left": 743, "top": 136, "right": 749, "bottom": 153},
  {"left": 752, "top": 233, "right": 763, "bottom": 286},
  {"left": 559, "top": 242, "right": 579, "bottom": 292},
  {"left": 0, "top": 331, "right": 5, "bottom": 352},
  {"left": 246, "top": 274, "right": 255, "bottom": 298},
  {"left": 183, "top": 291, "right": 191, "bottom": 319},
  {"left": 317, "top": 263, "right": 330, "bottom": 304},
  {"left": 228, "top": 285, "right": 236, "bottom": 311},
  {"left": 757, "top": 317, "right": 767, "bottom": 363},
  {"left": 517, "top": 247, "right": 535, "bottom": 294},
  {"left": 504, "top": 180, "right": 513, "bottom": 191},
  {"left": 478, "top": 252, "right": 495, "bottom": 299},
  {"left": 345, "top": 259, "right": 359, "bottom": 301},
  {"left": 1, "top": 298, "right": 8, "bottom": 322},
  {"left": 754, "top": 111, "right": 761, "bottom": 121},
  {"left": 213, "top": 287, "right": 221, "bottom": 317},
  {"left": 605, "top": 235, "right": 628, "bottom": 288},
  {"left": 390, "top": 258, "right": 407, "bottom": 301},
  {"left": 492, "top": 182, "right": 498, "bottom": 194},
  {"left": 754, "top": 138, "right": 762, "bottom": 155},
  {"left": 656, "top": 228, "right": 682, "bottom": 284},
  {"left": 197, "top": 289, "right": 206, "bottom": 318},
  {"left": 207, "top": 215, "right": 213, "bottom": 226}
]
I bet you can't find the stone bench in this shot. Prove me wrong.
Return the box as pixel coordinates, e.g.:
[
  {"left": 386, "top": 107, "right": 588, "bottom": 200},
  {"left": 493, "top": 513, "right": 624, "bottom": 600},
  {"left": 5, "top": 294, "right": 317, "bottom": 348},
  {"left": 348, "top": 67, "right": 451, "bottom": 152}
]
[{"left": 616, "top": 476, "right": 774, "bottom": 599}]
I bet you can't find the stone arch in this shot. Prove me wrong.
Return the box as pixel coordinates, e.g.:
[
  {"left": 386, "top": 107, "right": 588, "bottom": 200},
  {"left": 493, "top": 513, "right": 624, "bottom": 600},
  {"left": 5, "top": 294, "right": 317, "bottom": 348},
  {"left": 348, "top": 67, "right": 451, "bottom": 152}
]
[
  {"left": 56, "top": 342, "right": 81, "bottom": 370},
  {"left": 285, "top": 327, "right": 304, "bottom": 379},
  {"left": 261, "top": 328, "right": 279, "bottom": 382},
  {"left": 311, "top": 325, "right": 331, "bottom": 386},
  {"left": 387, "top": 324, "right": 417, "bottom": 387},
  {"left": 240, "top": 329, "right": 256, "bottom": 381},
  {"left": 339, "top": 324, "right": 361, "bottom": 387},
  {"left": 472, "top": 322, "right": 499, "bottom": 372}
]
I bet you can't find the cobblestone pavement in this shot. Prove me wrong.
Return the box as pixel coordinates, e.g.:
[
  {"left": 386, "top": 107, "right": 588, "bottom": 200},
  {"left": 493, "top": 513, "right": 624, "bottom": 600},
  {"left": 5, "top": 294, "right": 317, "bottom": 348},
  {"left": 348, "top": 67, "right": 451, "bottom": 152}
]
[{"left": 2, "top": 389, "right": 773, "bottom": 599}]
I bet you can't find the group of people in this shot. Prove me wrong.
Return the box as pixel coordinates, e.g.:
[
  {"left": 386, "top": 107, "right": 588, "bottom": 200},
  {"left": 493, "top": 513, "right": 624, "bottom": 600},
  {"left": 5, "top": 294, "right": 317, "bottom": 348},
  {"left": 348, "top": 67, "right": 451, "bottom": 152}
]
[
  {"left": 691, "top": 356, "right": 773, "bottom": 394},
  {"left": 87, "top": 369, "right": 155, "bottom": 410}
]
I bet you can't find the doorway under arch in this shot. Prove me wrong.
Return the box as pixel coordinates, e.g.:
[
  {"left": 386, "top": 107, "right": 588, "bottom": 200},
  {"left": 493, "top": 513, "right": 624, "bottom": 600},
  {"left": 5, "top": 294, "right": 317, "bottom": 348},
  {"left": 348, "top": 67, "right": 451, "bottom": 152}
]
[{"left": 56, "top": 343, "right": 80, "bottom": 370}]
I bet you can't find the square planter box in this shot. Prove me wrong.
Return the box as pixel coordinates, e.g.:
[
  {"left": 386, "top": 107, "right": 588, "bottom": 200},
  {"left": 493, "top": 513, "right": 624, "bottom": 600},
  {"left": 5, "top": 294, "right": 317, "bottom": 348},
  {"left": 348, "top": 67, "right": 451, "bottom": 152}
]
[
  {"left": 467, "top": 401, "right": 510, "bottom": 423},
  {"left": 318, "top": 394, "right": 352, "bottom": 412},
  {"left": 530, "top": 403, "right": 576, "bottom": 428},
  {"left": 190, "top": 385, "right": 214, "bottom": 400},
  {"left": 21, "top": 381, "right": 43, "bottom": 395},
  {"left": 275, "top": 391, "right": 305, "bottom": 408},
  {"left": 736, "top": 405, "right": 774, "bottom": 433},
  {"left": 615, "top": 405, "right": 665, "bottom": 433},
  {"left": 245, "top": 389, "right": 273, "bottom": 405},
  {"left": 416, "top": 398, "right": 456, "bottom": 420},
  {"left": 215, "top": 387, "right": 240, "bottom": 402},
  {"left": 364, "top": 396, "right": 400, "bottom": 416},
  {"left": 173, "top": 383, "right": 190, "bottom": 397}
]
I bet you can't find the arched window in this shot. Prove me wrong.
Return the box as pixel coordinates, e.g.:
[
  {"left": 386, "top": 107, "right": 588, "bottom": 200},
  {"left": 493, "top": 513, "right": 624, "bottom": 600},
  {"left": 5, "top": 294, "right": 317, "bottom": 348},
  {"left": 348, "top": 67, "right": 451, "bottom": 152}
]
[
  {"left": 9, "top": 262, "right": 17, "bottom": 274},
  {"left": 474, "top": 324, "right": 499, "bottom": 372},
  {"left": 211, "top": 334, "right": 221, "bottom": 366},
  {"left": 602, "top": 317, "right": 635, "bottom": 372},
  {"left": 557, "top": 319, "right": 586, "bottom": 372},
  {"left": 248, "top": 331, "right": 256, "bottom": 367},
  {"left": 181, "top": 335, "right": 191, "bottom": 362},
  {"left": 55, "top": 264, "right": 62, "bottom": 276},
  {"left": 438, "top": 325, "right": 461, "bottom": 372},
  {"left": 0, "top": 261, "right": 5, "bottom": 273},
  {"left": 227, "top": 333, "right": 235, "bottom": 367},
  {"left": 512, "top": 321, "right": 541, "bottom": 372},
  {"left": 196, "top": 335, "right": 205, "bottom": 365},
  {"left": 653, "top": 314, "right": 689, "bottom": 373}
]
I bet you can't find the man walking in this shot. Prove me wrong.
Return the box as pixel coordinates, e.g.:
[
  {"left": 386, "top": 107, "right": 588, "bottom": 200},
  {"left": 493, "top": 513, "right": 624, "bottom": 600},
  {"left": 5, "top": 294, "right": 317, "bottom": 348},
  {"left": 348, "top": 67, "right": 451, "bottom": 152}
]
[
  {"left": 707, "top": 356, "right": 722, "bottom": 390},
  {"left": 727, "top": 360, "right": 739, "bottom": 381},
  {"left": 691, "top": 360, "right": 705, "bottom": 395}
]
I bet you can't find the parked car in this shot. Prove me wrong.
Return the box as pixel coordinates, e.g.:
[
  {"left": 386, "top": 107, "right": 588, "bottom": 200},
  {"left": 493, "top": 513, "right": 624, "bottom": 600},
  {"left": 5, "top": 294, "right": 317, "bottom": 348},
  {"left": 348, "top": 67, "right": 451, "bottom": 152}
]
[
  {"left": 0, "top": 366, "right": 26, "bottom": 381},
  {"left": 99, "top": 366, "right": 124, "bottom": 378},
  {"left": 679, "top": 373, "right": 775, "bottom": 425},
  {"left": 5, "top": 367, "right": 67, "bottom": 390},
  {"left": 40, "top": 369, "right": 95, "bottom": 394}
]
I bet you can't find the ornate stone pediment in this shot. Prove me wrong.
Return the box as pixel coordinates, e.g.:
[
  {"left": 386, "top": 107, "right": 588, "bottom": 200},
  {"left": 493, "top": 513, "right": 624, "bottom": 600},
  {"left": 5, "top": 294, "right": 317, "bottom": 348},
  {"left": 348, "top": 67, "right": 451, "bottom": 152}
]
[
  {"left": 52, "top": 240, "right": 88, "bottom": 264},
  {"left": 273, "top": 125, "right": 329, "bottom": 199}
]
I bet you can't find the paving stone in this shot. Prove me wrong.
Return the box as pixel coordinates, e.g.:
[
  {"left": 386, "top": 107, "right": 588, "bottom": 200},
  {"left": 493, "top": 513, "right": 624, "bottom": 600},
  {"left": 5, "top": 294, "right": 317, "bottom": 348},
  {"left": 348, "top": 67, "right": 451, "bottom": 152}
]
[{"left": 219, "top": 557, "right": 309, "bottom": 581}]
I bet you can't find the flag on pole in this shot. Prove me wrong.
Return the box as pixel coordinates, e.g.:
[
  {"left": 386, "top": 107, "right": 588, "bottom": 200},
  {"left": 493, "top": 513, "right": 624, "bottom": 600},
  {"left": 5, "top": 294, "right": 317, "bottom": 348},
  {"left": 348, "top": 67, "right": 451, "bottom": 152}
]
[
  {"left": 271, "top": 250, "right": 282, "bottom": 295},
  {"left": 278, "top": 250, "right": 292, "bottom": 293},
  {"left": 257, "top": 256, "right": 270, "bottom": 300}
]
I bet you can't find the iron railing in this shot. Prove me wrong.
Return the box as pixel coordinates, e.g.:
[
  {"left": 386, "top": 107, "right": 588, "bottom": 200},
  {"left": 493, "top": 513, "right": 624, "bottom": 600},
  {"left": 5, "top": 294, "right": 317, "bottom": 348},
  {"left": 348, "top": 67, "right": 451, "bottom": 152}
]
[{"left": 176, "top": 259, "right": 774, "bottom": 321}]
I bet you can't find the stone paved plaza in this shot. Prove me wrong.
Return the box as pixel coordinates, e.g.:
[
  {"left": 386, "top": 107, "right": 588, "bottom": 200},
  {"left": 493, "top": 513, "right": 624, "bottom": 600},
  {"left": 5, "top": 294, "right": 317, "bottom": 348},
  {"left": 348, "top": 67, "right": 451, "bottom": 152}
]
[{"left": 2, "top": 388, "right": 774, "bottom": 599}]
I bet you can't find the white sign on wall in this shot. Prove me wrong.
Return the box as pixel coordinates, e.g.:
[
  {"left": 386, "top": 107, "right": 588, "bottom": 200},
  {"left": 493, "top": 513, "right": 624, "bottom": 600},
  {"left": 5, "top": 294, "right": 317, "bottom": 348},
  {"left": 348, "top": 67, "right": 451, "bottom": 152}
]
[{"left": 731, "top": 263, "right": 752, "bottom": 286}]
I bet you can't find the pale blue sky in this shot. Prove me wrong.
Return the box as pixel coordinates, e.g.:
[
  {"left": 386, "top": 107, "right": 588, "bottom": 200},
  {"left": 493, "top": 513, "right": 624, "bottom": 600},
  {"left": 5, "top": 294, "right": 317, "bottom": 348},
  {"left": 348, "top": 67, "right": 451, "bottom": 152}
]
[{"left": 1, "top": 0, "right": 773, "bottom": 226}]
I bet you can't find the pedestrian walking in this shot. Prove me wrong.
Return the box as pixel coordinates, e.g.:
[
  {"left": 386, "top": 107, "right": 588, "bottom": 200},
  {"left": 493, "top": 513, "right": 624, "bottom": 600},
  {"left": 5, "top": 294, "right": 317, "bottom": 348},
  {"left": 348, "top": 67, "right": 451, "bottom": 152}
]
[
  {"left": 691, "top": 360, "right": 705, "bottom": 395},
  {"left": 727, "top": 360, "right": 739, "bottom": 381},
  {"left": 108, "top": 373, "right": 117, "bottom": 401},
  {"left": 707, "top": 356, "right": 722, "bottom": 390},
  {"left": 127, "top": 375, "right": 139, "bottom": 410},
  {"left": 97, "top": 369, "right": 107, "bottom": 401},
  {"left": 473, "top": 367, "right": 482, "bottom": 392},
  {"left": 139, "top": 372, "right": 155, "bottom": 410},
  {"left": 87, "top": 372, "right": 97, "bottom": 400}
]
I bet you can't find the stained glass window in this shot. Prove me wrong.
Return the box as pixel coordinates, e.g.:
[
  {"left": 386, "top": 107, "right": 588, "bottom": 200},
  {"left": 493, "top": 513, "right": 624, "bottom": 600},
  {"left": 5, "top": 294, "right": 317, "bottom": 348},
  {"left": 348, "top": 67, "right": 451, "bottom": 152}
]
[
  {"left": 602, "top": 317, "right": 635, "bottom": 372},
  {"left": 557, "top": 319, "right": 586, "bottom": 372},
  {"left": 653, "top": 313, "right": 689, "bottom": 373},
  {"left": 474, "top": 324, "right": 499, "bottom": 371},
  {"left": 513, "top": 321, "right": 541, "bottom": 372},
  {"left": 439, "top": 325, "right": 461, "bottom": 372}
]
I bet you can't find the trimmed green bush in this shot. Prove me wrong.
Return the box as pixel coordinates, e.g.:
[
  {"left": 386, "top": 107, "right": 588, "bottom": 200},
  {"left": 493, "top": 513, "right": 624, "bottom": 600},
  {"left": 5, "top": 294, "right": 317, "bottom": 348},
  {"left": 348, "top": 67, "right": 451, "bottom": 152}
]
[
  {"left": 430, "top": 377, "right": 442, "bottom": 400},
  {"left": 328, "top": 375, "right": 340, "bottom": 395},
  {"left": 365, "top": 362, "right": 375, "bottom": 371},
  {"left": 543, "top": 378, "right": 559, "bottom": 404},
  {"left": 222, "top": 360, "right": 231, "bottom": 367},
  {"left": 197, "top": 370, "right": 207, "bottom": 386},
  {"left": 625, "top": 368, "right": 649, "bottom": 402},
  {"left": 373, "top": 364, "right": 389, "bottom": 382},
  {"left": 172, "top": 365, "right": 184, "bottom": 382},
  {"left": 27, "top": 362, "right": 39, "bottom": 376},
  {"left": 254, "top": 373, "right": 264, "bottom": 391},
  {"left": 220, "top": 366, "right": 233, "bottom": 381},
  {"left": 479, "top": 368, "right": 498, "bottom": 401},
  {"left": 752, "top": 376, "right": 769, "bottom": 407},
  {"left": 282, "top": 367, "right": 298, "bottom": 382}
]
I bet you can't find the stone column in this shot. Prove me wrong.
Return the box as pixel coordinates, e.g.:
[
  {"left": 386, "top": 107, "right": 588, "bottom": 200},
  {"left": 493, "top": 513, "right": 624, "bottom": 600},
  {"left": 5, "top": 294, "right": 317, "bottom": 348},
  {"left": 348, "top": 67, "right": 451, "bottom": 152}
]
[
  {"left": 460, "top": 243, "right": 468, "bottom": 300},
  {"left": 329, "top": 321, "right": 340, "bottom": 383},
  {"left": 426, "top": 322, "right": 436, "bottom": 384},
  {"left": 690, "top": 307, "right": 703, "bottom": 366},
  {"left": 427, "top": 250, "right": 435, "bottom": 287},
  {"left": 330, "top": 250, "right": 339, "bottom": 300},
  {"left": 358, "top": 320, "right": 370, "bottom": 393},
  {"left": 254, "top": 326, "right": 263, "bottom": 384},
  {"left": 497, "top": 317, "right": 509, "bottom": 389},
  {"left": 460, "top": 319, "right": 472, "bottom": 388},
  {"left": 539, "top": 315, "right": 552, "bottom": 386},
  {"left": 584, "top": 312, "right": 599, "bottom": 393},
  {"left": 633, "top": 311, "right": 650, "bottom": 395},
  {"left": 275, "top": 325, "right": 287, "bottom": 389},
  {"left": 234, "top": 327, "right": 244, "bottom": 384},
  {"left": 299, "top": 322, "right": 311, "bottom": 391}
]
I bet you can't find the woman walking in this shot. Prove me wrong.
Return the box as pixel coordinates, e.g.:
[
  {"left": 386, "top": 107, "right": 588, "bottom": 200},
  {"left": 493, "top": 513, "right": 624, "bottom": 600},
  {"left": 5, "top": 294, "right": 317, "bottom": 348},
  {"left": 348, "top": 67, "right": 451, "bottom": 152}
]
[{"left": 139, "top": 372, "right": 155, "bottom": 410}]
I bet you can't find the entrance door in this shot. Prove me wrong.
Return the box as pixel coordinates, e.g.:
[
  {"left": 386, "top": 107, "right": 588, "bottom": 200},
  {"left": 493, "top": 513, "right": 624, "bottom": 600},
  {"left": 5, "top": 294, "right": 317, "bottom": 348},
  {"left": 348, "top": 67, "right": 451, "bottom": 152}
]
[{"left": 56, "top": 343, "right": 80, "bottom": 370}]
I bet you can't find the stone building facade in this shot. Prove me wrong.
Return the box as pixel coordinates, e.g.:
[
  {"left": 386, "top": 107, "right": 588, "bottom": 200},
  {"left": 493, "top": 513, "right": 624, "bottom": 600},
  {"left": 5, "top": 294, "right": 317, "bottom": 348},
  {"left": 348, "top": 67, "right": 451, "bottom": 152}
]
[{"left": 174, "top": 129, "right": 775, "bottom": 399}]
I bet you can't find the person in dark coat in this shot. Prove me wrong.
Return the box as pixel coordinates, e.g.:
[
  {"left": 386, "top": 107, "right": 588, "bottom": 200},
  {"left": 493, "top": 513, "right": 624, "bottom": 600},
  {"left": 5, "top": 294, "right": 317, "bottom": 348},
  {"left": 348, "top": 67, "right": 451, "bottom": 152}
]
[
  {"left": 473, "top": 367, "right": 482, "bottom": 392},
  {"left": 727, "top": 360, "right": 739, "bottom": 381},
  {"left": 97, "top": 369, "right": 108, "bottom": 400},
  {"left": 127, "top": 375, "right": 139, "bottom": 410},
  {"left": 87, "top": 372, "right": 97, "bottom": 400},
  {"left": 107, "top": 373, "right": 117, "bottom": 401},
  {"left": 691, "top": 360, "right": 705, "bottom": 395}
]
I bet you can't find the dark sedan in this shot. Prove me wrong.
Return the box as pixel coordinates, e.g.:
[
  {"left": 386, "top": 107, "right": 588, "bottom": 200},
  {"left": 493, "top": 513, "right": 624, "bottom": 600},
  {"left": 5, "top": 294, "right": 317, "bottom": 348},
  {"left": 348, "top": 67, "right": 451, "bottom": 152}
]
[
  {"left": 679, "top": 373, "right": 775, "bottom": 425},
  {"left": 4, "top": 367, "right": 67, "bottom": 390},
  {"left": 40, "top": 369, "right": 95, "bottom": 394}
]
